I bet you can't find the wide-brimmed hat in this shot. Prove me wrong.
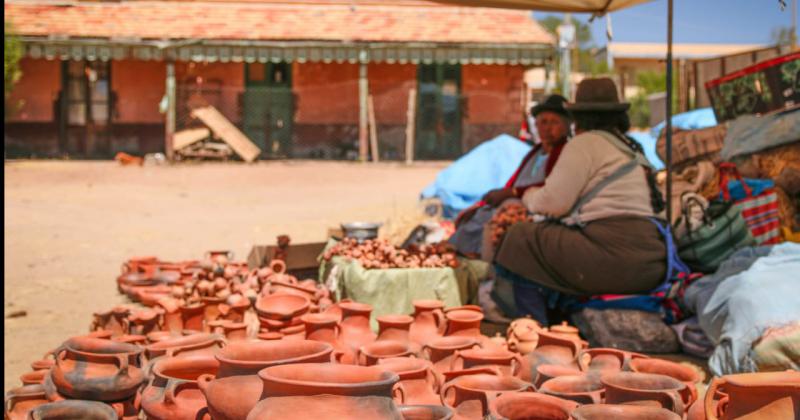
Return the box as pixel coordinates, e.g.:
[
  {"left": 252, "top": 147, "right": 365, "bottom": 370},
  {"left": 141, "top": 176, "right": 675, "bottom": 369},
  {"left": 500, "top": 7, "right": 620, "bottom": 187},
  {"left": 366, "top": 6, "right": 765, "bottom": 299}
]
[
  {"left": 530, "top": 94, "right": 570, "bottom": 118},
  {"left": 565, "top": 78, "right": 630, "bottom": 112}
]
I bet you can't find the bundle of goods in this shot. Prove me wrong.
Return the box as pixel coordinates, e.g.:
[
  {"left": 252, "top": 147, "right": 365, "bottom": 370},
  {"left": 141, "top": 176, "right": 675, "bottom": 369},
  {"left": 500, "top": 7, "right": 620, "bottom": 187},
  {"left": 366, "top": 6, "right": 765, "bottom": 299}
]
[
  {"left": 321, "top": 238, "right": 458, "bottom": 269},
  {"left": 488, "top": 203, "right": 532, "bottom": 248},
  {"left": 11, "top": 274, "right": 800, "bottom": 420}
]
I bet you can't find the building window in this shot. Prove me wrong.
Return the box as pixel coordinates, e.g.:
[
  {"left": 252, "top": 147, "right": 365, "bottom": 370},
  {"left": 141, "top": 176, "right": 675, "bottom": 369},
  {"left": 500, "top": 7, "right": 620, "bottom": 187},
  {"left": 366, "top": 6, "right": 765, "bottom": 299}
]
[{"left": 65, "top": 61, "right": 111, "bottom": 126}]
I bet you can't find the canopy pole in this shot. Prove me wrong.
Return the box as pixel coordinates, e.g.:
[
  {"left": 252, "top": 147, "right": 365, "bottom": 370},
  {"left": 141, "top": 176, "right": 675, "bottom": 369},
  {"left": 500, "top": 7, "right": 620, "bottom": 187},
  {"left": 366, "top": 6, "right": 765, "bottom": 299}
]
[{"left": 665, "top": 0, "right": 674, "bottom": 223}]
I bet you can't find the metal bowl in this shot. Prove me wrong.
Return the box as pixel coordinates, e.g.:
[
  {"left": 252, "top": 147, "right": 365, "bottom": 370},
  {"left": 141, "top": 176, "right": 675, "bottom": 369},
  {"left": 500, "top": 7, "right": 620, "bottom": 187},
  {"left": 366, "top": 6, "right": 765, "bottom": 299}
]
[{"left": 341, "top": 222, "right": 382, "bottom": 242}]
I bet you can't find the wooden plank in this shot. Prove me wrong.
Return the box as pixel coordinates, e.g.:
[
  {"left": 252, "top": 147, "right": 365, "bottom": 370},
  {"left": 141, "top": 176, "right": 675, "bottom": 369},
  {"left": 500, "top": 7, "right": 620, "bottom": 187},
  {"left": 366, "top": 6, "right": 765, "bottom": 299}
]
[
  {"left": 405, "top": 87, "right": 417, "bottom": 164},
  {"left": 190, "top": 105, "right": 261, "bottom": 162},
  {"left": 173, "top": 128, "right": 211, "bottom": 151},
  {"left": 368, "top": 94, "right": 379, "bottom": 163}
]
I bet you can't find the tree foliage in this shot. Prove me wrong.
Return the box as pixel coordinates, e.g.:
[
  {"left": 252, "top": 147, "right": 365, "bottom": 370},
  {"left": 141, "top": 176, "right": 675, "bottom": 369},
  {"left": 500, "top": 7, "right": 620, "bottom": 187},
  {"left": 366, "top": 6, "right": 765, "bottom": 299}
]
[
  {"left": 628, "top": 70, "right": 679, "bottom": 128},
  {"left": 5, "top": 22, "right": 23, "bottom": 100},
  {"left": 771, "top": 26, "right": 797, "bottom": 47}
]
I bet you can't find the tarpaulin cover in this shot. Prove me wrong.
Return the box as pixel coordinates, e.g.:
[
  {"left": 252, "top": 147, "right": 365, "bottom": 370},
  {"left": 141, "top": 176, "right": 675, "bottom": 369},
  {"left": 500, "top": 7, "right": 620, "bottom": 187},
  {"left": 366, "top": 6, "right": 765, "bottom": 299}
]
[
  {"left": 628, "top": 131, "right": 665, "bottom": 170},
  {"left": 421, "top": 134, "right": 531, "bottom": 219},
  {"left": 650, "top": 107, "right": 718, "bottom": 139},
  {"left": 720, "top": 109, "right": 800, "bottom": 160}
]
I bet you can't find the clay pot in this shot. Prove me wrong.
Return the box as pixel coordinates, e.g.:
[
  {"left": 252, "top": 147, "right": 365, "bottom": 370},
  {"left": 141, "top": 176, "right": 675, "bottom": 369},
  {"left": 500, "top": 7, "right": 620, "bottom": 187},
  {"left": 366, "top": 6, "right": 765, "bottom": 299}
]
[
  {"left": 539, "top": 373, "right": 605, "bottom": 405},
  {"left": 122, "top": 255, "right": 159, "bottom": 274},
  {"left": 548, "top": 321, "right": 581, "bottom": 342},
  {"left": 20, "top": 370, "right": 47, "bottom": 386},
  {"left": 223, "top": 297, "right": 250, "bottom": 323},
  {"left": 629, "top": 358, "right": 699, "bottom": 403},
  {"left": 338, "top": 301, "right": 377, "bottom": 351},
  {"left": 157, "top": 298, "right": 184, "bottom": 333},
  {"left": 533, "top": 364, "right": 582, "bottom": 389},
  {"left": 91, "top": 306, "right": 131, "bottom": 337},
  {"left": 257, "top": 363, "right": 401, "bottom": 399},
  {"left": 378, "top": 357, "right": 441, "bottom": 406},
  {"left": 26, "top": 400, "right": 119, "bottom": 419},
  {"left": 247, "top": 394, "right": 402, "bottom": 420},
  {"left": 529, "top": 331, "right": 581, "bottom": 369},
  {"left": 145, "top": 333, "right": 224, "bottom": 360},
  {"left": 269, "top": 280, "right": 318, "bottom": 302},
  {"left": 109, "top": 394, "right": 138, "bottom": 420},
  {"left": 358, "top": 341, "right": 416, "bottom": 366},
  {"left": 257, "top": 332, "right": 284, "bottom": 341},
  {"left": 50, "top": 337, "right": 145, "bottom": 402},
  {"left": 128, "top": 309, "right": 162, "bottom": 336},
  {"left": 439, "top": 373, "right": 534, "bottom": 418},
  {"left": 409, "top": 300, "right": 447, "bottom": 347},
  {"left": 201, "top": 296, "right": 225, "bottom": 329},
  {"left": 377, "top": 314, "right": 414, "bottom": 342},
  {"left": 506, "top": 317, "right": 542, "bottom": 355},
  {"left": 704, "top": 371, "right": 800, "bottom": 420},
  {"left": 602, "top": 372, "right": 695, "bottom": 416},
  {"left": 301, "top": 313, "right": 354, "bottom": 363},
  {"left": 140, "top": 354, "right": 218, "bottom": 420},
  {"left": 488, "top": 392, "right": 578, "bottom": 420},
  {"left": 578, "top": 348, "right": 648, "bottom": 372},
  {"left": 30, "top": 358, "right": 55, "bottom": 372},
  {"left": 571, "top": 404, "right": 681, "bottom": 420},
  {"left": 180, "top": 303, "right": 206, "bottom": 332},
  {"left": 4, "top": 384, "right": 48, "bottom": 420},
  {"left": 113, "top": 334, "right": 148, "bottom": 345},
  {"left": 255, "top": 294, "right": 310, "bottom": 321},
  {"left": 85, "top": 329, "right": 115, "bottom": 339},
  {"left": 422, "top": 336, "right": 481, "bottom": 378},
  {"left": 215, "top": 340, "right": 334, "bottom": 378},
  {"left": 450, "top": 348, "right": 524, "bottom": 378},
  {"left": 146, "top": 331, "right": 181, "bottom": 343},
  {"left": 444, "top": 308, "right": 484, "bottom": 338},
  {"left": 197, "top": 374, "right": 263, "bottom": 420},
  {"left": 397, "top": 404, "right": 454, "bottom": 420},
  {"left": 279, "top": 324, "right": 306, "bottom": 340}
]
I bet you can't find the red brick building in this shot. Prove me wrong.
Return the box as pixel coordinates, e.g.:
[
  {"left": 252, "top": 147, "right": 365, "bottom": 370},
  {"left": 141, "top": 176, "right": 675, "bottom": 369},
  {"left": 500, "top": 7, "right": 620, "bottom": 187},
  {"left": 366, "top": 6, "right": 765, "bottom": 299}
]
[{"left": 5, "top": 0, "right": 554, "bottom": 160}]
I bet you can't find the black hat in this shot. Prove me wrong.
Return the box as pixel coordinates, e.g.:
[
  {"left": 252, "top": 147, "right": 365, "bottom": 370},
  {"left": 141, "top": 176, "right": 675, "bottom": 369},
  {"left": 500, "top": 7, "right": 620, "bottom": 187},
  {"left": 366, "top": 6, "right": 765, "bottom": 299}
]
[
  {"left": 565, "top": 77, "right": 630, "bottom": 112},
  {"left": 530, "top": 94, "right": 570, "bottom": 118}
]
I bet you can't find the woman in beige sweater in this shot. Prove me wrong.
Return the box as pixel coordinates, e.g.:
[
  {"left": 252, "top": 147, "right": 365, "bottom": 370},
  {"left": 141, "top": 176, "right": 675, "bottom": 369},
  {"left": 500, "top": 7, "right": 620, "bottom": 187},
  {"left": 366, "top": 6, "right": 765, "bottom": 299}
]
[{"left": 491, "top": 78, "right": 667, "bottom": 325}]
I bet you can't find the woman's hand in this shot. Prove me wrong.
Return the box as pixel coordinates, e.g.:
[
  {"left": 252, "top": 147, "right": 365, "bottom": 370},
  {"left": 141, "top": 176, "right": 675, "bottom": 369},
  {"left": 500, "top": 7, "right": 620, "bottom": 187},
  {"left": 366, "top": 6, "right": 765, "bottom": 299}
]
[{"left": 483, "top": 188, "right": 516, "bottom": 207}]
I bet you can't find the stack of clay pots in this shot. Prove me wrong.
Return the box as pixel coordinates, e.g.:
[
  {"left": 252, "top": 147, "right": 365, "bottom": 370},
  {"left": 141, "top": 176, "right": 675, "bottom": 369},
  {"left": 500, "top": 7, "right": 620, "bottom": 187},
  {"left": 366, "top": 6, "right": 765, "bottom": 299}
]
[{"left": 7, "top": 253, "right": 800, "bottom": 420}]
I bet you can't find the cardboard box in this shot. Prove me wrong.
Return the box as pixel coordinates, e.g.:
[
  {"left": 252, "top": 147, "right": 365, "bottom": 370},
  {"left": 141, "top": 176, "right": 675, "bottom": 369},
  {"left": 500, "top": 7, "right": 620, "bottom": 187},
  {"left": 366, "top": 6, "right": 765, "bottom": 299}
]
[{"left": 247, "top": 242, "right": 327, "bottom": 279}]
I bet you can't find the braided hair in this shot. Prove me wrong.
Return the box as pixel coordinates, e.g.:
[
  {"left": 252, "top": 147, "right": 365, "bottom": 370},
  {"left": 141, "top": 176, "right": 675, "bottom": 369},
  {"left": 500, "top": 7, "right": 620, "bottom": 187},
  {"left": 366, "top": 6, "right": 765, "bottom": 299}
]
[{"left": 572, "top": 111, "right": 666, "bottom": 214}]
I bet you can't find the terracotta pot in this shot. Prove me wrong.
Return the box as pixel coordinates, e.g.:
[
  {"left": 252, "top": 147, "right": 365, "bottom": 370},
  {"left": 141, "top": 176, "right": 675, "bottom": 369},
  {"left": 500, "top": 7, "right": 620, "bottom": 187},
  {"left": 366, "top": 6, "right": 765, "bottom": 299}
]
[
  {"left": 20, "top": 370, "right": 47, "bottom": 386},
  {"left": 301, "top": 313, "right": 354, "bottom": 364},
  {"left": 201, "top": 296, "right": 225, "bottom": 330},
  {"left": 629, "top": 358, "right": 699, "bottom": 403},
  {"left": 215, "top": 339, "right": 334, "bottom": 378},
  {"left": 85, "top": 330, "right": 115, "bottom": 340},
  {"left": 247, "top": 394, "right": 403, "bottom": 420},
  {"left": 26, "top": 400, "right": 119, "bottom": 420},
  {"left": 444, "top": 309, "right": 484, "bottom": 338},
  {"left": 548, "top": 322, "right": 581, "bottom": 341},
  {"left": 30, "top": 358, "right": 55, "bottom": 372},
  {"left": 450, "top": 348, "right": 524, "bottom": 378},
  {"left": 570, "top": 404, "right": 681, "bottom": 420},
  {"left": 255, "top": 294, "right": 310, "bottom": 321},
  {"left": 257, "top": 363, "right": 401, "bottom": 399},
  {"left": 338, "top": 301, "right": 377, "bottom": 351},
  {"left": 257, "top": 332, "right": 284, "bottom": 341},
  {"left": 269, "top": 280, "right": 318, "bottom": 302},
  {"left": 128, "top": 309, "right": 162, "bottom": 336},
  {"left": 529, "top": 331, "right": 581, "bottom": 369},
  {"left": 409, "top": 300, "right": 447, "bottom": 347},
  {"left": 223, "top": 298, "right": 250, "bottom": 323},
  {"left": 50, "top": 337, "right": 145, "bottom": 402},
  {"left": 279, "top": 324, "right": 306, "bottom": 340},
  {"left": 506, "top": 318, "right": 542, "bottom": 355},
  {"left": 578, "top": 348, "right": 648, "bottom": 372},
  {"left": 377, "top": 314, "right": 415, "bottom": 344},
  {"left": 439, "top": 373, "right": 534, "bottom": 418},
  {"left": 41, "top": 369, "right": 66, "bottom": 402},
  {"left": 113, "top": 334, "right": 148, "bottom": 346},
  {"left": 157, "top": 298, "right": 184, "bottom": 333},
  {"left": 140, "top": 354, "right": 218, "bottom": 420},
  {"left": 108, "top": 394, "right": 138, "bottom": 420},
  {"left": 488, "top": 392, "right": 578, "bottom": 420},
  {"left": 539, "top": 373, "right": 605, "bottom": 405},
  {"left": 533, "top": 364, "right": 582, "bottom": 389},
  {"left": 378, "top": 357, "right": 440, "bottom": 406},
  {"left": 4, "top": 384, "right": 48, "bottom": 420},
  {"left": 357, "top": 341, "right": 416, "bottom": 366},
  {"left": 602, "top": 372, "right": 694, "bottom": 416},
  {"left": 122, "top": 255, "right": 159, "bottom": 274},
  {"left": 704, "top": 371, "right": 800, "bottom": 420},
  {"left": 422, "top": 336, "right": 481, "bottom": 378},
  {"left": 145, "top": 333, "right": 224, "bottom": 361},
  {"left": 91, "top": 306, "right": 131, "bottom": 337},
  {"left": 197, "top": 374, "right": 263, "bottom": 420},
  {"left": 146, "top": 331, "right": 181, "bottom": 344},
  {"left": 397, "top": 404, "right": 454, "bottom": 420},
  {"left": 180, "top": 303, "right": 206, "bottom": 332}
]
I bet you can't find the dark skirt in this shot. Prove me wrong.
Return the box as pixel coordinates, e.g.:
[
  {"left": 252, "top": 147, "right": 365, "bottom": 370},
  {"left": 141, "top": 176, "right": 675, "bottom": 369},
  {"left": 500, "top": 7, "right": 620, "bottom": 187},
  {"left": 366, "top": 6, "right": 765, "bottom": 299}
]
[{"left": 494, "top": 216, "right": 667, "bottom": 296}]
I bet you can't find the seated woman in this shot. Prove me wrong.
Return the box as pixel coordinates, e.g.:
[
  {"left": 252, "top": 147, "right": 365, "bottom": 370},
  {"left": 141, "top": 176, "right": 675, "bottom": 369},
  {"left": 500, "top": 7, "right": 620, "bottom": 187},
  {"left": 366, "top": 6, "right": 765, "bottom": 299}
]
[
  {"left": 449, "top": 94, "right": 572, "bottom": 259},
  {"left": 491, "top": 78, "right": 668, "bottom": 325}
]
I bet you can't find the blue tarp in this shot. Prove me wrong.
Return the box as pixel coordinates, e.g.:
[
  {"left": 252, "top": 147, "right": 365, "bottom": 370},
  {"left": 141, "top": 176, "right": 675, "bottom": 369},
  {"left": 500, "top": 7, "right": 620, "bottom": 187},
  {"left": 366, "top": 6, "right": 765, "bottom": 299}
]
[
  {"left": 628, "top": 131, "right": 665, "bottom": 170},
  {"left": 650, "top": 107, "right": 718, "bottom": 139},
  {"left": 421, "top": 134, "right": 531, "bottom": 219}
]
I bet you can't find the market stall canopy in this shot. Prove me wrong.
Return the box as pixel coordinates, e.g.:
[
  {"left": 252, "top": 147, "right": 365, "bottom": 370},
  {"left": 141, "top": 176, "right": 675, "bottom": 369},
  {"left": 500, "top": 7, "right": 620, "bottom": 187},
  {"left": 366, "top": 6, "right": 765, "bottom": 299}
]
[{"left": 429, "top": 0, "right": 654, "bottom": 13}]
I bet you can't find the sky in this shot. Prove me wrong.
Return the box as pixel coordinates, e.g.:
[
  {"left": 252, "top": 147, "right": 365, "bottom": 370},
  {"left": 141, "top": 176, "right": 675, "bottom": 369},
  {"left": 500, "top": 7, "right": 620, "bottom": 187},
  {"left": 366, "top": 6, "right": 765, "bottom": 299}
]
[{"left": 535, "top": 0, "right": 799, "bottom": 47}]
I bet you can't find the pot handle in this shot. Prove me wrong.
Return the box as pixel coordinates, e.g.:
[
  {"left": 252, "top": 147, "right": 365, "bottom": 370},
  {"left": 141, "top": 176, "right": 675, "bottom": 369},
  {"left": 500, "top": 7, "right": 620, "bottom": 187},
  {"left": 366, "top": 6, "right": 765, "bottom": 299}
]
[
  {"left": 477, "top": 391, "right": 502, "bottom": 417},
  {"left": 356, "top": 348, "right": 367, "bottom": 366},
  {"left": 331, "top": 350, "right": 346, "bottom": 364},
  {"left": 439, "top": 381, "right": 458, "bottom": 408},
  {"left": 448, "top": 350, "right": 464, "bottom": 372},
  {"left": 665, "top": 390, "right": 685, "bottom": 415},
  {"left": 433, "top": 309, "right": 448, "bottom": 336},
  {"left": 115, "top": 354, "right": 130, "bottom": 377},
  {"left": 164, "top": 379, "right": 189, "bottom": 405},
  {"left": 420, "top": 345, "right": 432, "bottom": 361},
  {"left": 682, "top": 383, "right": 698, "bottom": 408},
  {"left": 511, "top": 354, "right": 525, "bottom": 378},
  {"left": 392, "top": 382, "right": 406, "bottom": 404},
  {"left": 197, "top": 374, "right": 214, "bottom": 396},
  {"left": 704, "top": 377, "right": 725, "bottom": 420}
]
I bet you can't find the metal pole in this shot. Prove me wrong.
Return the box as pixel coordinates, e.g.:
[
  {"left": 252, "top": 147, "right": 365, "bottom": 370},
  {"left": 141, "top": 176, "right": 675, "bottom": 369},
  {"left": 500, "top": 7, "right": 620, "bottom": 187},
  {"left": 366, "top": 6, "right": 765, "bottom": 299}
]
[
  {"left": 665, "top": 0, "right": 674, "bottom": 224},
  {"left": 358, "top": 51, "right": 369, "bottom": 162},
  {"left": 165, "top": 60, "right": 176, "bottom": 161},
  {"left": 793, "top": 0, "right": 797, "bottom": 48}
]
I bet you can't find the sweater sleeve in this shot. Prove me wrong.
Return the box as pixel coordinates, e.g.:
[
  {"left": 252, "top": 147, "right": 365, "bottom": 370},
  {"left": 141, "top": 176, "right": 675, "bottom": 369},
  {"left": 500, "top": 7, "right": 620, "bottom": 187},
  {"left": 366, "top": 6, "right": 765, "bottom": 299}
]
[{"left": 521, "top": 135, "right": 595, "bottom": 217}]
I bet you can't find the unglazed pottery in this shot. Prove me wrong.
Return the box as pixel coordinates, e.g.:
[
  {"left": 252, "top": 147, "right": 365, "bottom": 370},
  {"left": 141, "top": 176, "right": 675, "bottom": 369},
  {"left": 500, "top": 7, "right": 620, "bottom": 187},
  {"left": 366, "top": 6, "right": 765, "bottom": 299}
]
[
  {"left": 538, "top": 373, "right": 605, "bottom": 405},
  {"left": 4, "top": 384, "right": 49, "bottom": 420},
  {"left": 570, "top": 404, "right": 681, "bottom": 420},
  {"left": 140, "top": 354, "right": 218, "bottom": 420},
  {"left": 378, "top": 357, "right": 441, "bottom": 406},
  {"left": 338, "top": 301, "right": 377, "bottom": 351},
  {"left": 26, "top": 399, "right": 119, "bottom": 419},
  {"left": 488, "top": 392, "right": 577, "bottom": 420},
  {"left": 197, "top": 374, "right": 263, "bottom": 420},
  {"left": 602, "top": 372, "right": 694, "bottom": 416},
  {"left": 439, "top": 374, "right": 534, "bottom": 418},
  {"left": 215, "top": 339, "right": 333, "bottom": 378},
  {"left": 409, "top": 300, "right": 447, "bottom": 347},
  {"left": 704, "top": 371, "right": 800, "bottom": 420}
]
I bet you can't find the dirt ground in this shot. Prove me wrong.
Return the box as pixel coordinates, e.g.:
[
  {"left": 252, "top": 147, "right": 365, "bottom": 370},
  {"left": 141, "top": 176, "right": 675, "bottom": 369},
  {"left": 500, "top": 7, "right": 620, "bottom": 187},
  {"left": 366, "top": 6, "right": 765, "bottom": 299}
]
[{"left": 3, "top": 159, "right": 447, "bottom": 392}]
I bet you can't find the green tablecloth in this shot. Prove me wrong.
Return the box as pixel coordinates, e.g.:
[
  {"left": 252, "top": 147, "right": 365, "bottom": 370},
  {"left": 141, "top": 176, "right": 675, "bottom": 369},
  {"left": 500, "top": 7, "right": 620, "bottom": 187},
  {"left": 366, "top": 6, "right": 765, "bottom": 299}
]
[{"left": 318, "top": 240, "right": 489, "bottom": 330}]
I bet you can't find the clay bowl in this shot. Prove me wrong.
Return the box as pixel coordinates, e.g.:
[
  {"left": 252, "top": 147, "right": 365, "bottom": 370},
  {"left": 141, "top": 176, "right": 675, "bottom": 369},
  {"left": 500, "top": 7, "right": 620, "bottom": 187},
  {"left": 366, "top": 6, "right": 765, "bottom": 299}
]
[
  {"left": 27, "top": 400, "right": 119, "bottom": 420},
  {"left": 358, "top": 341, "right": 416, "bottom": 366},
  {"left": 397, "top": 404, "right": 454, "bottom": 420},
  {"left": 20, "top": 370, "right": 47, "bottom": 386},
  {"left": 257, "top": 363, "right": 400, "bottom": 399},
  {"left": 440, "top": 373, "right": 534, "bottom": 411},
  {"left": 601, "top": 372, "right": 693, "bottom": 414},
  {"left": 215, "top": 339, "right": 334, "bottom": 378},
  {"left": 146, "top": 331, "right": 181, "bottom": 344},
  {"left": 629, "top": 358, "right": 700, "bottom": 385},
  {"left": 254, "top": 294, "right": 310, "bottom": 321},
  {"left": 570, "top": 404, "right": 681, "bottom": 420},
  {"left": 4, "top": 384, "right": 49, "bottom": 420},
  {"left": 534, "top": 364, "right": 582, "bottom": 389},
  {"left": 377, "top": 357, "right": 434, "bottom": 380},
  {"left": 488, "top": 392, "right": 578, "bottom": 420},
  {"left": 538, "top": 373, "right": 605, "bottom": 405}
]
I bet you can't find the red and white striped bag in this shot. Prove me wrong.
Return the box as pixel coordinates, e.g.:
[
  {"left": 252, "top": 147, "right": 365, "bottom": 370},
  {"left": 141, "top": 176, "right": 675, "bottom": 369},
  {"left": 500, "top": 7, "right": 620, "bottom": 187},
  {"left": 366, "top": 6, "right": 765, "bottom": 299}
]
[{"left": 718, "top": 163, "right": 782, "bottom": 245}]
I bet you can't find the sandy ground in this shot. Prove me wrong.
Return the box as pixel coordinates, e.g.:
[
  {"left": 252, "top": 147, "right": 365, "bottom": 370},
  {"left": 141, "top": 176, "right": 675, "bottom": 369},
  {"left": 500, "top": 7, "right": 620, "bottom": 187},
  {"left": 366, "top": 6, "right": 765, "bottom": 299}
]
[{"left": 4, "top": 159, "right": 446, "bottom": 392}]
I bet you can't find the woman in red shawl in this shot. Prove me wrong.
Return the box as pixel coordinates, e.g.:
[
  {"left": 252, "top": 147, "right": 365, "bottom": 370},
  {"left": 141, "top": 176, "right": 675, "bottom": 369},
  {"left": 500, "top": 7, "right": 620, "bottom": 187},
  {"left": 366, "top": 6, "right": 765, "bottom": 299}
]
[{"left": 450, "top": 94, "right": 572, "bottom": 258}]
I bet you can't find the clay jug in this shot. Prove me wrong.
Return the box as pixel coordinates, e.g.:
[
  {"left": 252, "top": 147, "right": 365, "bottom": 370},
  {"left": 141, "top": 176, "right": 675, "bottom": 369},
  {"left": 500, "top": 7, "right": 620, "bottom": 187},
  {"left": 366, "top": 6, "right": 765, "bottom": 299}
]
[
  {"left": 302, "top": 313, "right": 354, "bottom": 363},
  {"left": 409, "top": 300, "right": 447, "bottom": 346},
  {"left": 4, "top": 384, "right": 48, "bottom": 420},
  {"left": 180, "top": 302, "right": 206, "bottom": 332},
  {"left": 247, "top": 394, "right": 402, "bottom": 420},
  {"left": 602, "top": 372, "right": 695, "bottom": 416},
  {"left": 578, "top": 348, "right": 648, "bottom": 372},
  {"left": 357, "top": 341, "right": 416, "bottom": 366},
  {"left": 197, "top": 374, "right": 263, "bottom": 420},
  {"left": 140, "top": 354, "right": 218, "bottom": 420},
  {"left": 570, "top": 404, "right": 681, "bottom": 420},
  {"left": 488, "top": 392, "right": 577, "bottom": 420},
  {"left": 339, "top": 301, "right": 377, "bottom": 351},
  {"left": 533, "top": 364, "right": 582, "bottom": 389},
  {"left": 378, "top": 357, "right": 441, "bottom": 406},
  {"left": 215, "top": 340, "right": 334, "bottom": 378},
  {"left": 529, "top": 331, "right": 581, "bottom": 369},
  {"left": 538, "top": 373, "right": 605, "bottom": 405},
  {"left": 506, "top": 317, "right": 542, "bottom": 356},
  {"left": 450, "top": 348, "right": 524, "bottom": 378},
  {"left": 444, "top": 308, "right": 484, "bottom": 338},
  {"left": 704, "top": 371, "right": 800, "bottom": 420},
  {"left": 26, "top": 400, "right": 119, "bottom": 419},
  {"left": 439, "top": 373, "right": 534, "bottom": 418},
  {"left": 255, "top": 293, "right": 311, "bottom": 321},
  {"left": 50, "top": 337, "right": 144, "bottom": 402},
  {"left": 422, "top": 336, "right": 481, "bottom": 378},
  {"left": 397, "top": 404, "right": 454, "bottom": 420},
  {"left": 629, "top": 358, "right": 699, "bottom": 403},
  {"left": 377, "top": 314, "right": 415, "bottom": 344}
]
